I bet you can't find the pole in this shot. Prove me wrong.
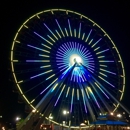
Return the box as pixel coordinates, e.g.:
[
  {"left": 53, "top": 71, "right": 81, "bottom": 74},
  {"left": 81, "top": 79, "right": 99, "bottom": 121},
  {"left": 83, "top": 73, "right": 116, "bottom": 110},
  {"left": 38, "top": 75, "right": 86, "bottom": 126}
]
[{"left": 62, "top": 121, "right": 63, "bottom": 130}]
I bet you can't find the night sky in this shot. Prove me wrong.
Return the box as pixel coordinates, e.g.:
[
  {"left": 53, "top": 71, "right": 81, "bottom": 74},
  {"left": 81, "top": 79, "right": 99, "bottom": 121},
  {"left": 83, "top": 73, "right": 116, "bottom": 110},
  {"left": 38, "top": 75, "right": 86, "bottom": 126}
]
[{"left": 1, "top": 0, "right": 130, "bottom": 125}]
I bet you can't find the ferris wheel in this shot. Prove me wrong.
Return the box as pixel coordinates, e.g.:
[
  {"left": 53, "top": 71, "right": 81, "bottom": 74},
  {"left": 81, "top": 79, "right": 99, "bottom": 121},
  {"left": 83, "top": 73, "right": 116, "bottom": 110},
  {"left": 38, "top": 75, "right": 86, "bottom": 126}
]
[{"left": 11, "top": 9, "right": 125, "bottom": 127}]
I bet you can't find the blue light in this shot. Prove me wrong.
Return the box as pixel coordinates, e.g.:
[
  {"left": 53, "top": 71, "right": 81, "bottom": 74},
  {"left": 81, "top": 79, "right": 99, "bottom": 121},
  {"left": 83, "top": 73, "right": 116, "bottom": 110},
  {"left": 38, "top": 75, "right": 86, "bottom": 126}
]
[
  {"left": 56, "top": 42, "right": 97, "bottom": 82},
  {"left": 55, "top": 19, "right": 65, "bottom": 37},
  {"left": 30, "top": 70, "right": 52, "bottom": 79},
  {"left": 60, "top": 66, "right": 68, "bottom": 72},
  {"left": 68, "top": 19, "right": 72, "bottom": 36},
  {"left": 63, "top": 43, "right": 69, "bottom": 50},
  {"left": 100, "top": 68, "right": 116, "bottom": 75},
  {"left": 78, "top": 23, "right": 81, "bottom": 38},
  {"left": 61, "top": 66, "right": 72, "bottom": 79},
  {"left": 96, "top": 49, "right": 109, "bottom": 55},
  {"left": 40, "top": 78, "right": 58, "bottom": 94},
  {"left": 27, "top": 44, "right": 50, "bottom": 53},
  {"left": 92, "top": 38, "right": 102, "bottom": 48},
  {"left": 44, "top": 23, "right": 58, "bottom": 40},
  {"left": 81, "top": 89, "right": 87, "bottom": 113},
  {"left": 70, "top": 88, "right": 74, "bottom": 112},
  {"left": 54, "top": 85, "right": 65, "bottom": 106},
  {"left": 98, "top": 76, "right": 115, "bottom": 88},
  {"left": 85, "top": 29, "right": 92, "bottom": 42},
  {"left": 34, "top": 32, "right": 53, "bottom": 45},
  {"left": 58, "top": 64, "right": 68, "bottom": 69}
]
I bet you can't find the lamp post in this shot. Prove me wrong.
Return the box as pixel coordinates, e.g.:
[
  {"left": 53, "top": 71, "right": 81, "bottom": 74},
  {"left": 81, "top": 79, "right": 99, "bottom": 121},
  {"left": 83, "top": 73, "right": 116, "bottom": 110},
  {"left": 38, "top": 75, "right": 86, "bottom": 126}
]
[
  {"left": 16, "top": 117, "right": 21, "bottom": 121},
  {"left": 32, "top": 109, "right": 36, "bottom": 130},
  {"left": 16, "top": 116, "right": 21, "bottom": 130},
  {"left": 49, "top": 114, "right": 53, "bottom": 130},
  {"left": 85, "top": 120, "right": 90, "bottom": 130},
  {"left": 62, "top": 110, "right": 69, "bottom": 130},
  {"left": 117, "top": 113, "right": 122, "bottom": 130},
  {"left": 49, "top": 114, "right": 53, "bottom": 120},
  {"left": 0, "top": 116, "right": 2, "bottom": 130}
]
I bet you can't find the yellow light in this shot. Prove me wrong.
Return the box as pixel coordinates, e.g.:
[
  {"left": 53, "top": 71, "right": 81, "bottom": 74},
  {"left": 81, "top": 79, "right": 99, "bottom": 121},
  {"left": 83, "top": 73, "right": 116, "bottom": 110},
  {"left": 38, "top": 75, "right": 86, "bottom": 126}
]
[
  {"left": 17, "top": 80, "right": 23, "bottom": 83},
  {"left": 15, "top": 40, "right": 20, "bottom": 43},
  {"left": 87, "top": 87, "right": 92, "bottom": 93},
  {"left": 42, "top": 44, "right": 51, "bottom": 49},
  {"left": 23, "top": 25, "right": 28, "bottom": 28},
  {"left": 36, "top": 15, "right": 40, "bottom": 19},
  {"left": 31, "top": 99, "right": 35, "bottom": 103},
  {"left": 10, "top": 9, "right": 125, "bottom": 121},
  {"left": 74, "top": 29, "right": 76, "bottom": 37},
  {"left": 46, "top": 74, "right": 55, "bottom": 80},
  {"left": 51, "top": 10, "right": 54, "bottom": 14},
  {"left": 13, "top": 60, "right": 18, "bottom": 62},
  {"left": 52, "top": 83, "right": 58, "bottom": 91},
  {"left": 40, "top": 65, "right": 51, "bottom": 68},
  {"left": 39, "top": 55, "right": 50, "bottom": 57},
  {"left": 65, "top": 28, "right": 69, "bottom": 36},
  {"left": 82, "top": 33, "right": 85, "bottom": 40},
  {"left": 88, "top": 39, "right": 93, "bottom": 45},
  {"left": 55, "top": 30, "right": 61, "bottom": 38},
  {"left": 47, "top": 35, "right": 56, "bottom": 42}
]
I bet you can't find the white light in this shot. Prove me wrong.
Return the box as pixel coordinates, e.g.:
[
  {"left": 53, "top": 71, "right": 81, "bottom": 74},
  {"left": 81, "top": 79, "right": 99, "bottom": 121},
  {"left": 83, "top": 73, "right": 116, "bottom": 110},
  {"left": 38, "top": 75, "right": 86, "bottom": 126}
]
[
  {"left": 16, "top": 117, "right": 21, "bottom": 121},
  {"left": 2, "top": 127, "right": 5, "bottom": 130},
  {"left": 117, "top": 114, "right": 122, "bottom": 118},
  {"left": 69, "top": 54, "right": 83, "bottom": 66},
  {"left": 74, "top": 57, "right": 81, "bottom": 63},
  {"left": 110, "top": 112, "right": 114, "bottom": 115},
  {"left": 80, "top": 123, "right": 86, "bottom": 126},
  {"left": 63, "top": 110, "right": 69, "bottom": 115},
  {"left": 63, "top": 121, "right": 66, "bottom": 124},
  {"left": 32, "top": 109, "right": 36, "bottom": 113},
  {"left": 49, "top": 115, "right": 53, "bottom": 119}
]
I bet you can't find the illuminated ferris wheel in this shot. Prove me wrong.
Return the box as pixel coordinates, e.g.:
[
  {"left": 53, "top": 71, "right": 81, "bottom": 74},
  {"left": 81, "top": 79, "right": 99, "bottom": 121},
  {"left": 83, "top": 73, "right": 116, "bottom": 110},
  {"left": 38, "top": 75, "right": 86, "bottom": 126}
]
[{"left": 11, "top": 9, "right": 125, "bottom": 127}]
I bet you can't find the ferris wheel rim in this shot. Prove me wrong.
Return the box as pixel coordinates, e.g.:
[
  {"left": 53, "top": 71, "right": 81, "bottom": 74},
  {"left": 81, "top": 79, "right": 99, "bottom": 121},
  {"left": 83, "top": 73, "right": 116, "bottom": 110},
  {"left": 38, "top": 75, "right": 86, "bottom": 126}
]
[{"left": 11, "top": 8, "right": 125, "bottom": 127}]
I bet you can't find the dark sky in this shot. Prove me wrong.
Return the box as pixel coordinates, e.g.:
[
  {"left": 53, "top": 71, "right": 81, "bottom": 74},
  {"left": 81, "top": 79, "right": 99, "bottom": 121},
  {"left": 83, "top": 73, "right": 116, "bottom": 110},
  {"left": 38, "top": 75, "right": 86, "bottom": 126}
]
[{"left": 1, "top": 0, "right": 130, "bottom": 124}]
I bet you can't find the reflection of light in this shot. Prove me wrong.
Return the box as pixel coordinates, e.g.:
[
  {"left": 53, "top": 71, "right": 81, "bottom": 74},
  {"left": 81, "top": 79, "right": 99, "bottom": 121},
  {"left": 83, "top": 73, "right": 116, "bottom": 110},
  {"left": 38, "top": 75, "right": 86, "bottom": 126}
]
[{"left": 127, "top": 126, "right": 130, "bottom": 129}]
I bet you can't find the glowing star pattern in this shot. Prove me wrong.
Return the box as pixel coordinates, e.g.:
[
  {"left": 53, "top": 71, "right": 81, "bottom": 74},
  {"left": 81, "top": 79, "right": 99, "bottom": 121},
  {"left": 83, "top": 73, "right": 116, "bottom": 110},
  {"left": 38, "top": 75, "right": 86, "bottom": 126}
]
[{"left": 11, "top": 9, "right": 125, "bottom": 127}]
